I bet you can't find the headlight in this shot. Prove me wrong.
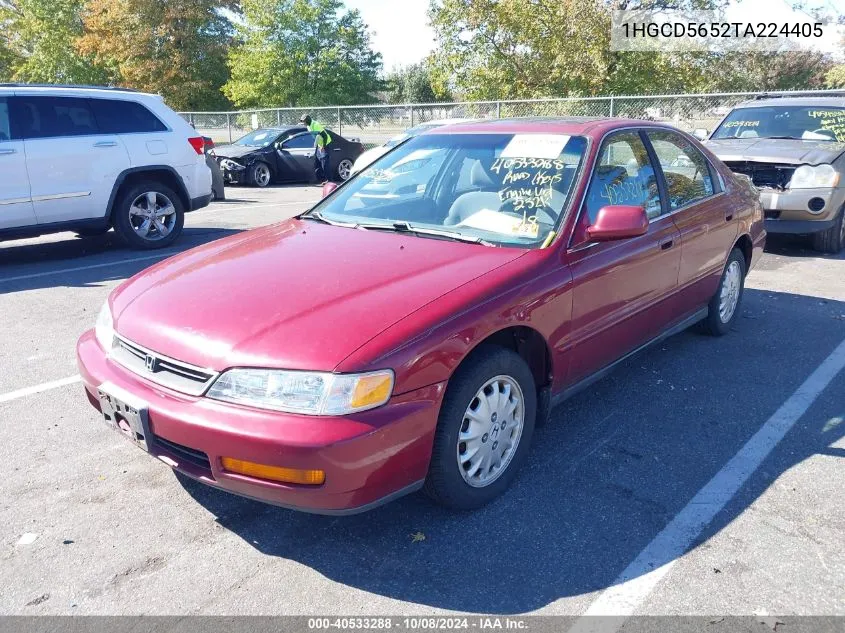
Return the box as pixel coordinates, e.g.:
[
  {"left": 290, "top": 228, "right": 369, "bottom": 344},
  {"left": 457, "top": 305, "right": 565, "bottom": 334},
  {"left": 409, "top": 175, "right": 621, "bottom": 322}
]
[
  {"left": 788, "top": 164, "right": 839, "bottom": 189},
  {"left": 206, "top": 368, "right": 395, "bottom": 415},
  {"left": 94, "top": 301, "right": 115, "bottom": 352},
  {"left": 220, "top": 159, "right": 246, "bottom": 171}
]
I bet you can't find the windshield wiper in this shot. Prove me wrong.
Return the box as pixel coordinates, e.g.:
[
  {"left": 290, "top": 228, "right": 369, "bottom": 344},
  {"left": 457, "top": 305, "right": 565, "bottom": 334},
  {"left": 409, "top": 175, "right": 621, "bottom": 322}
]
[
  {"left": 300, "top": 211, "right": 360, "bottom": 228},
  {"left": 361, "top": 221, "right": 495, "bottom": 246}
]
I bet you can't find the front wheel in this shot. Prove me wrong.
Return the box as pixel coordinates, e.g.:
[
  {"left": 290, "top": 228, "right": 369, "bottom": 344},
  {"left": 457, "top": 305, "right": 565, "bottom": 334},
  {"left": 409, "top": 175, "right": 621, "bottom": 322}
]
[
  {"left": 336, "top": 158, "right": 354, "bottom": 182},
  {"left": 812, "top": 207, "right": 845, "bottom": 254},
  {"left": 424, "top": 346, "right": 536, "bottom": 510},
  {"left": 700, "top": 248, "right": 746, "bottom": 336},
  {"left": 249, "top": 162, "right": 272, "bottom": 188}
]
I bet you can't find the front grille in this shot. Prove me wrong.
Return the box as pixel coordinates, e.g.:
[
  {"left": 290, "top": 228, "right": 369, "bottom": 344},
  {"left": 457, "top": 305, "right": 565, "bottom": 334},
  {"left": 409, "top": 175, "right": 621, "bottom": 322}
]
[
  {"left": 724, "top": 161, "right": 796, "bottom": 190},
  {"left": 154, "top": 436, "right": 212, "bottom": 472},
  {"left": 111, "top": 335, "right": 218, "bottom": 396}
]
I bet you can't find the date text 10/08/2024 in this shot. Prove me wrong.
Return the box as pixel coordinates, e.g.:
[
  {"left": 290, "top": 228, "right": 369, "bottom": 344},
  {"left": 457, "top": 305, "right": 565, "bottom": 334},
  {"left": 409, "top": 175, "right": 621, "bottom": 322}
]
[{"left": 307, "top": 617, "right": 529, "bottom": 630}]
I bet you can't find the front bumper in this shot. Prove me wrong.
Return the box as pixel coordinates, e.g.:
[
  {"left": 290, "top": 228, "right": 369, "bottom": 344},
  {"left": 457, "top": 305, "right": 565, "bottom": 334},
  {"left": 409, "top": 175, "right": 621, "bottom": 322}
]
[
  {"left": 758, "top": 187, "right": 844, "bottom": 234},
  {"left": 76, "top": 331, "right": 445, "bottom": 514}
]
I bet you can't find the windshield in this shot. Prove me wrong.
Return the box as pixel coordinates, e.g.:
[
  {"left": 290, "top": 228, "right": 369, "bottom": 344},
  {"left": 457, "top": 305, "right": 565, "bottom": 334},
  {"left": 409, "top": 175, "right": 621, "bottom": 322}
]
[
  {"left": 309, "top": 132, "right": 588, "bottom": 248},
  {"left": 712, "top": 105, "right": 845, "bottom": 142},
  {"left": 233, "top": 129, "right": 279, "bottom": 147}
]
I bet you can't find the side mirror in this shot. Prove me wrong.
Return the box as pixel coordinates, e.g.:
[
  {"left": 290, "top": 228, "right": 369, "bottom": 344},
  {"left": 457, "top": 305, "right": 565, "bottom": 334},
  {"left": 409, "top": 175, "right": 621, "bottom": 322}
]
[
  {"left": 692, "top": 128, "right": 709, "bottom": 141},
  {"left": 322, "top": 181, "right": 338, "bottom": 198},
  {"left": 586, "top": 205, "right": 649, "bottom": 242},
  {"left": 275, "top": 141, "right": 284, "bottom": 150}
]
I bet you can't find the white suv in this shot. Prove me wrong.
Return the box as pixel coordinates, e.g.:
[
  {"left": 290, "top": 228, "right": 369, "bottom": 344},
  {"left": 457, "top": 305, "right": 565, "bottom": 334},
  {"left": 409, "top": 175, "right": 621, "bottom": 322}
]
[{"left": 0, "top": 84, "right": 212, "bottom": 249}]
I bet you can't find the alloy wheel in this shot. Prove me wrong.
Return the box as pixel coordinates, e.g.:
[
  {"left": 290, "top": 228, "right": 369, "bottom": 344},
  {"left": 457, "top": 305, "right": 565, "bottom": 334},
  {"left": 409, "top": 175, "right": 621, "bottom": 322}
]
[
  {"left": 128, "top": 191, "right": 177, "bottom": 241},
  {"left": 253, "top": 164, "right": 271, "bottom": 187},
  {"left": 338, "top": 159, "right": 353, "bottom": 181}
]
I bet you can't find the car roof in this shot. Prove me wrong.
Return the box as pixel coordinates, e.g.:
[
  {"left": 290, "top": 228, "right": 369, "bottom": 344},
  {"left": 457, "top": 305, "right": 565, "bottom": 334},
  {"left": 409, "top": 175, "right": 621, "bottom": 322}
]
[
  {"left": 425, "top": 116, "right": 672, "bottom": 137},
  {"left": 732, "top": 96, "right": 845, "bottom": 108},
  {"left": 0, "top": 83, "right": 159, "bottom": 99}
]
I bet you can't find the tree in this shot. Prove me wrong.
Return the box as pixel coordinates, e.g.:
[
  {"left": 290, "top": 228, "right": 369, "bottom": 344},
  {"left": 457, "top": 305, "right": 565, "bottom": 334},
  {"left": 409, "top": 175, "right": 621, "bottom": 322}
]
[
  {"left": 0, "top": 0, "right": 109, "bottom": 84},
  {"left": 827, "top": 65, "right": 845, "bottom": 89},
  {"left": 386, "top": 63, "right": 450, "bottom": 103},
  {"left": 701, "top": 51, "right": 833, "bottom": 93},
  {"left": 224, "top": 0, "right": 383, "bottom": 108},
  {"left": 78, "top": 0, "right": 235, "bottom": 110}
]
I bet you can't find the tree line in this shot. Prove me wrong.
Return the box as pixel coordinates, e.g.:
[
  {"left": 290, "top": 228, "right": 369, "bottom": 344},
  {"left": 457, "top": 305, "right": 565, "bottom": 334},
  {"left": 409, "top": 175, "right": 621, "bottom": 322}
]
[{"left": 0, "top": 0, "right": 842, "bottom": 113}]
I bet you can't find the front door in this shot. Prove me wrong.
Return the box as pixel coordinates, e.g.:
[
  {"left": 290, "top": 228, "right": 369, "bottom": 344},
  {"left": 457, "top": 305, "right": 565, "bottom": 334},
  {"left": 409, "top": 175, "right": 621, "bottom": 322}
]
[
  {"left": 0, "top": 96, "right": 36, "bottom": 229},
  {"left": 277, "top": 132, "right": 317, "bottom": 182},
  {"left": 565, "top": 130, "right": 681, "bottom": 386},
  {"left": 11, "top": 96, "right": 130, "bottom": 224}
]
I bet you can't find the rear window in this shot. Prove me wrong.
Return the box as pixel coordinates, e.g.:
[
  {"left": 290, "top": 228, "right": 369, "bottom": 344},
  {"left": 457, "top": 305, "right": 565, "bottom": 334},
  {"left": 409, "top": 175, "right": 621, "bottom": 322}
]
[{"left": 90, "top": 99, "right": 167, "bottom": 134}]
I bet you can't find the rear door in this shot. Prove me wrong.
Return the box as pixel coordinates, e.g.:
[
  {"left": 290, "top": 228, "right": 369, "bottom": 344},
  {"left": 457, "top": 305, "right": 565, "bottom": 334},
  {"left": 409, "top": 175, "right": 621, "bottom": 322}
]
[
  {"left": 12, "top": 95, "right": 130, "bottom": 223},
  {"left": 89, "top": 97, "right": 173, "bottom": 170},
  {"left": 277, "top": 132, "right": 316, "bottom": 182},
  {"left": 0, "top": 96, "right": 36, "bottom": 229},
  {"left": 565, "top": 129, "right": 681, "bottom": 385},
  {"left": 643, "top": 129, "right": 737, "bottom": 309}
]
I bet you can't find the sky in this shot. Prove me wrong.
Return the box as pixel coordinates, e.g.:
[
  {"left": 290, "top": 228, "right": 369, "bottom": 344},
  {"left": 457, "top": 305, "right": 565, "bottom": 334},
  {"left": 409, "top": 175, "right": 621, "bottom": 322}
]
[
  {"left": 343, "top": 0, "right": 436, "bottom": 72},
  {"left": 343, "top": 0, "right": 843, "bottom": 73}
]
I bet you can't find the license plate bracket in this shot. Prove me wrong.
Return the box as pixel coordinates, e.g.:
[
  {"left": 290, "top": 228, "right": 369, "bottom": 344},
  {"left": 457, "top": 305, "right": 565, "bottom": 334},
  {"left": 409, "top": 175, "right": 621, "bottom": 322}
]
[{"left": 98, "top": 382, "right": 152, "bottom": 452}]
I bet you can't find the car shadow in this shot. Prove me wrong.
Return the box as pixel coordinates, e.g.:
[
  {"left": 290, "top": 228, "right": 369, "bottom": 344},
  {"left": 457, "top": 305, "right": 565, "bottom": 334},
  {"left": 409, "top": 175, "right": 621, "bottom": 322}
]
[
  {"left": 764, "top": 233, "right": 845, "bottom": 260},
  {"left": 0, "top": 227, "right": 243, "bottom": 294},
  {"left": 175, "top": 288, "right": 845, "bottom": 614}
]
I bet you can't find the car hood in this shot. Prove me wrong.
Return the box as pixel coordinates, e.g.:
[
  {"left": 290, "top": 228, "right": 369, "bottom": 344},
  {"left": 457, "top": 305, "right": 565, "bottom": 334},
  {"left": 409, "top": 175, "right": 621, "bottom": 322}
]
[
  {"left": 110, "top": 220, "right": 526, "bottom": 372},
  {"left": 705, "top": 138, "right": 845, "bottom": 165},
  {"left": 213, "top": 144, "right": 264, "bottom": 160}
]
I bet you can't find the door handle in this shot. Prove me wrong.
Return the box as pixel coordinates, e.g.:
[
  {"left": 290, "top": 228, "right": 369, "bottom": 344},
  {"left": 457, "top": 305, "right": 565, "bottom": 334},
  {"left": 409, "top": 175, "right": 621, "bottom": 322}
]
[
  {"left": 93, "top": 141, "right": 117, "bottom": 148},
  {"left": 660, "top": 239, "right": 674, "bottom": 250},
  {"left": 305, "top": 153, "right": 313, "bottom": 158},
  {"left": 0, "top": 148, "right": 16, "bottom": 155},
  {"left": 725, "top": 213, "right": 734, "bottom": 221}
]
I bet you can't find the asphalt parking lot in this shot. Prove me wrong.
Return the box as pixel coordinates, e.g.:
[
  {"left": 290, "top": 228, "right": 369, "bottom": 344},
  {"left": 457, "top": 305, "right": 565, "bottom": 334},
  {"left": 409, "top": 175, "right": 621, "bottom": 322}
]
[{"left": 0, "top": 185, "right": 843, "bottom": 617}]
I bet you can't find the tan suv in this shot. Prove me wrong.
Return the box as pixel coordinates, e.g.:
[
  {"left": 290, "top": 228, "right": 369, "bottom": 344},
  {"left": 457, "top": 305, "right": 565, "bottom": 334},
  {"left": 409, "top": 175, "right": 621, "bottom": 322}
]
[{"left": 699, "top": 96, "right": 845, "bottom": 253}]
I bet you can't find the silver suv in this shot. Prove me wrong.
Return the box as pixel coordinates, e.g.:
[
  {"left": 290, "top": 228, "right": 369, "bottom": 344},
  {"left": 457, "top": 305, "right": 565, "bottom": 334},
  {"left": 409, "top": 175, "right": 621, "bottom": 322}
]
[{"left": 700, "top": 96, "right": 845, "bottom": 253}]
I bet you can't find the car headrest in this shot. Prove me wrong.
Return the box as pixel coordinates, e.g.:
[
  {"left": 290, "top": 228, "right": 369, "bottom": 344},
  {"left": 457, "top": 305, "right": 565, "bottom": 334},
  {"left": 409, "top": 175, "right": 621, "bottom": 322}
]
[{"left": 470, "top": 160, "right": 496, "bottom": 188}]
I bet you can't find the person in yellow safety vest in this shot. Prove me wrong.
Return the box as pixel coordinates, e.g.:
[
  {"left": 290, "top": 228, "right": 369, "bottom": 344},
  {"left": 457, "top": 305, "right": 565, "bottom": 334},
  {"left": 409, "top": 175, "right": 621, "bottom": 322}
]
[{"left": 300, "top": 114, "right": 333, "bottom": 185}]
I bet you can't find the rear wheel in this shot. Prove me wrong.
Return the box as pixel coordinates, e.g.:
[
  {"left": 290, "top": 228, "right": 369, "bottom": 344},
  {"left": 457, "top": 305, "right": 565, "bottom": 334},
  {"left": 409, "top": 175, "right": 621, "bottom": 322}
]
[
  {"left": 337, "top": 158, "right": 353, "bottom": 182},
  {"left": 812, "top": 207, "right": 845, "bottom": 254},
  {"left": 700, "top": 248, "right": 746, "bottom": 336},
  {"left": 250, "top": 162, "right": 272, "bottom": 188},
  {"left": 424, "top": 346, "right": 536, "bottom": 510},
  {"left": 112, "top": 182, "right": 184, "bottom": 250}
]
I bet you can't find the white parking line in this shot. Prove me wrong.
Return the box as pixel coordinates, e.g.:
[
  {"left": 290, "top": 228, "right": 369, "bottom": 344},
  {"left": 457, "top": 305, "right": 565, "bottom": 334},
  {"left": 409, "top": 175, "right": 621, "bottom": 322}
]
[
  {"left": 571, "top": 336, "right": 845, "bottom": 628},
  {"left": 0, "top": 375, "right": 81, "bottom": 404},
  {"left": 0, "top": 199, "right": 317, "bottom": 285}
]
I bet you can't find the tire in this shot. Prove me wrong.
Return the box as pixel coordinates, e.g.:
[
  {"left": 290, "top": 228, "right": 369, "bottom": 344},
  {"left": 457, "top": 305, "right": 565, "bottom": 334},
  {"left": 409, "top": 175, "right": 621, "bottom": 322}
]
[
  {"left": 112, "top": 182, "right": 185, "bottom": 250},
  {"left": 424, "top": 345, "right": 537, "bottom": 510},
  {"left": 249, "top": 162, "right": 272, "bottom": 188},
  {"left": 812, "top": 207, "right": 845, "bottom": 254},
  {"left": 336, "top": 158, "right": 354, "bottom": 182},
  {"left": 700, "top": 248, "right": 746, "bottom": 336}
]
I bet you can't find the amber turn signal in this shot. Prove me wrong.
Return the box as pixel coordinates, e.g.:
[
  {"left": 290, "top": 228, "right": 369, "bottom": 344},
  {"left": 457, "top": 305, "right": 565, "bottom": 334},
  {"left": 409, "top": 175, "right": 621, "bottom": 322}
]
[{"left": 221, "top": 457, "right": 326, "bottom": 485}]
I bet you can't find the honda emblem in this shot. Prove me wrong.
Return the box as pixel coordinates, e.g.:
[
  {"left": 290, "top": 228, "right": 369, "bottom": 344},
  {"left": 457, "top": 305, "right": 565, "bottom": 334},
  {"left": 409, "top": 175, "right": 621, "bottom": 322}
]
[{"left": 144, "top": 354, "right": 156, "bottom": 372}]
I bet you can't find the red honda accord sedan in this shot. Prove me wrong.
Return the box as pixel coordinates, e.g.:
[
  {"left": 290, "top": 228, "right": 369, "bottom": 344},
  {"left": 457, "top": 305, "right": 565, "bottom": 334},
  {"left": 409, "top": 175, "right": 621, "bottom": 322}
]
[{"left": 77, "top": 118, "right": 765, "bottom": 514}]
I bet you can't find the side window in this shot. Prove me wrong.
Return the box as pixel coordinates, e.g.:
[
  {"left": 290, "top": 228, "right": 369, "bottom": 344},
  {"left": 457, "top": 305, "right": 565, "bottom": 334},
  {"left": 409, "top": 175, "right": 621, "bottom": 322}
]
[
  {"left": 10, "top": 96, "right": 99, "bottom": 139},
  {"left": 646, "top": 130, "right": 715, "bottom": 210},
  {"left": 90, "top": 99, "right": 167, "bottom": 134},
  {"left": 583, "top": 131, "right": 662, "bottom": 223},
  {"left": 283, "top": 133, "right": 316, "bottom": 149},
  {"left": 0, "top": 98, "right": 10, "bottom": 142}
]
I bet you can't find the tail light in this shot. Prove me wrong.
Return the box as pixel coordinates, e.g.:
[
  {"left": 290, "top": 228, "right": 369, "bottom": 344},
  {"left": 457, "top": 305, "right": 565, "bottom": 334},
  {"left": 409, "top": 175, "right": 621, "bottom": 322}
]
[{"left": 188, "top": 137, "right": 205, "bottom": 155}]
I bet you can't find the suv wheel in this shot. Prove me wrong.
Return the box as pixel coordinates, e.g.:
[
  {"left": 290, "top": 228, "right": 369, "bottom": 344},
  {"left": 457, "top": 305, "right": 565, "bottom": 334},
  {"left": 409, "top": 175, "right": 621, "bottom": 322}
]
[
  {"left": 113, "top": 182, "right": 184, "bottom": 250},
  {"left": 250, "top": 162, "right": 272, "bottom": 188},
  {"left": 424, "top": 345, "right": 536, "bottom": 510},
  {"left": 701, "top": 248, "right": 746, "bottom": 336},
  {"left": 812, "top": 206, "right": 845, "bottom": 254}
]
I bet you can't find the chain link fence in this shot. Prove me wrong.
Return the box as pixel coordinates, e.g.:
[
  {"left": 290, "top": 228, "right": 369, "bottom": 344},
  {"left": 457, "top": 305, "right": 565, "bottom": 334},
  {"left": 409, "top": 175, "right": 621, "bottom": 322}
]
[{"left": 181, "top": 89, "right": 845, "bottom": 146}]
